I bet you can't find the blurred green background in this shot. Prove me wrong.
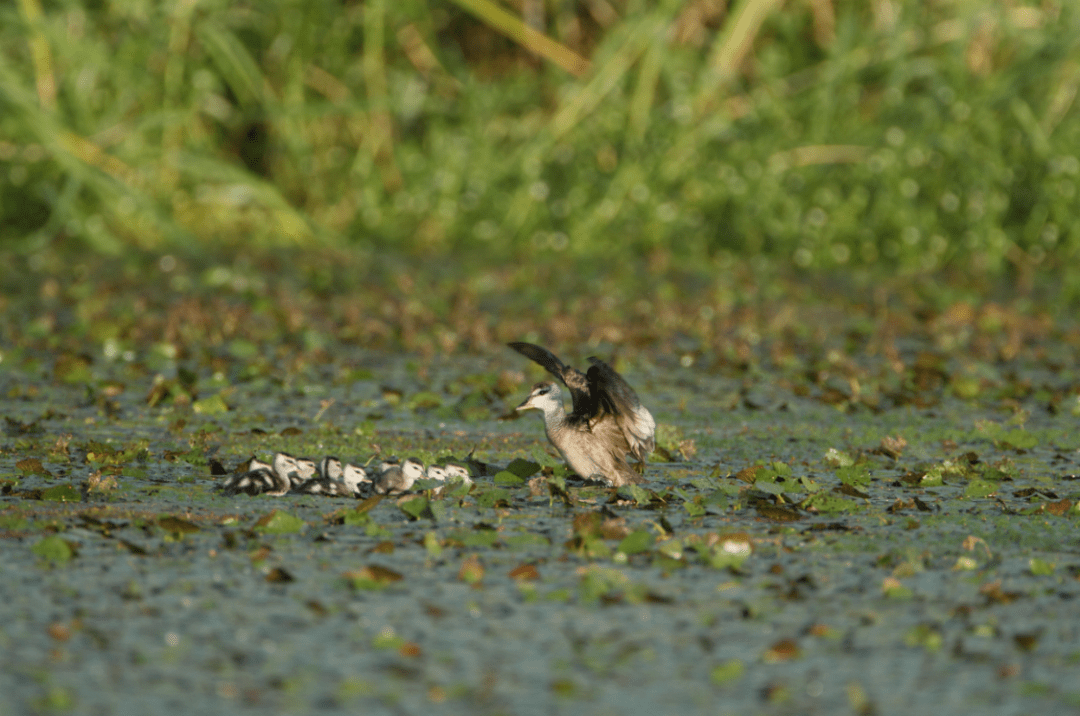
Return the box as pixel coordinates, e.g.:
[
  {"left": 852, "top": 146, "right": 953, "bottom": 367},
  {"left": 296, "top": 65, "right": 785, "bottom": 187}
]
[{"left": 1, "top": 0, "right": 1078, "bottom": 295}]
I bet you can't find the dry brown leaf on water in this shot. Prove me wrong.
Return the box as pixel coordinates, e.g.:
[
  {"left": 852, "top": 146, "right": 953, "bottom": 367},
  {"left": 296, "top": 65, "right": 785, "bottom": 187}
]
[
  {"left": 508, "top": 563, "right": 540, "bottom": 581},
  {"left": 459, "top": 555, "right": 484, "bottom": 584},
  {"left": 879, "top": 435, "right": 907, "bottom": 459},
  {"left": 265, "top": 567, "right": 295, "bottom": 584}
]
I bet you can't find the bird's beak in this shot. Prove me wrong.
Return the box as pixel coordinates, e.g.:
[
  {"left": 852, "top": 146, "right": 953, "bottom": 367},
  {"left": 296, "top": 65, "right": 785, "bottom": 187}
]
[{"left": 515, "top": 395, "right": 534, "bottom": 411}]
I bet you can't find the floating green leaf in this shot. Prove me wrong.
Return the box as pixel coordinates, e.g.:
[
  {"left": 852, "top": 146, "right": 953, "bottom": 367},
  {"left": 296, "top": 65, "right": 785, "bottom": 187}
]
[
  {"left": 41, "top": 484, "right": 81, "bottom": 502},
  {"left": 997, "top": 429, "right": 1038, "bottom": 450},
  {"left": 617, "top": 530, "right": 655, "bottom": 555},
  {"left": 804, "top": 493, "right": 862, "bottom": 514},
  {"left": 16, "top": 458, "right": 50, "bottom": 476},
  {"left": 683, "top": 498, "right": 706, "bottom": 517},
  {"left": 447, "top": 528, "right": 498, "bottom": 548},
  {"left": 710, "top": 659, "right": 745, "bottom": 685},
  {"left": 407, "top": 391, "right": 442, "bottom": 411},
  {"left": 823, "top": 448, "right": 854, "bottom": 468},
  {"left": 254, "top": 510, "right": 305, "bottom": 534},
  {"left": 505, "top": 532, "right": 550, "bottom": 550},
  {"left": 493, "top": 470, "right": 525, "bottom": 486},
  {"left": 158, "top": 516, "right": 200, "bottom": 534},
  {"left": 33, "top": 535, "right": 74, "bottom": 564},
  {"left": 1029, "top": 557, "right": 1055, "bottom": 576},
  {"left": 398, "top": 495, "right": 430, "bottom": 519},
  {"left": 192, "top": 392, "right": 229, "bottom": 415},
  {"left": 836, "top": 465, "right": 871, "bottom": 487},
  {"left": 0, "top": 513, "right": 29, "bottom": 530},
  {"left": 618, "top": 484, "right": 652, "bottom": 506},
  {"left": 505, "top": 458, "right": 541, "bottom": 478},
  {"left": 475, "top": 486, "right": 511, "bottom": 508},
  {"left": 964, "top": 480, "right": 997, "bottom": 499},
  {"left": 347, "top": 565, "right": 404, "bottom": 591},
  {"left": 904, "top": 624, "right": 943, "bottom": 651},
  {"left": 423, "top": 531, "right": 442, "bottom": 556}
]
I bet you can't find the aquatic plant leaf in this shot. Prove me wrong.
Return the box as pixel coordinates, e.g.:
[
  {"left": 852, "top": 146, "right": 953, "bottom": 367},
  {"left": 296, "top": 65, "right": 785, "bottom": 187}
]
[
  {"left": 423, "top": 532, "right": 443, "bottom": 556},
  {"left": 33, "top": 535, "right": 74, "bottom": 564},
  {"left": 508, "top": 563, "right": 540, "bottom": 581},
  {"left": 407, "top": 391, "right": 442, "bottom": 411},
  {"left": 505, "top": 532, "right": 550, "bottom": 549},
  {"left": 458, "top": 554, "right": 484, "bottom": 584},
  {"left": 441, "top": 479, "right": 473, "bottom": 500},
  {"left": 734, "top": 465, "right": 763, "bottom": 483},
  {"left": 158, "top": 516, "right": 200, "bottom": 534},
  {"left": 1029, "top": 558, "right": 1055, "bottom": 576},
  {"left": 618, "top": 484, "right": 653, "bottom": 506},
  {"left": 710, "top": 659, "right": 744, "bottom": 684},
  {"left": 529, "top": 447, "right": 560, "bottom": 468},
  {"left": 755, "top": 504, "right": 801, "bottom": 521},
  {"left": 881, "top": 577, "right": 912, "bottom": 599},
  {"left": 804, "top": 493, "right": 862, "bottom": 514},
  {"left": 617, "top": 530, "right": 655, "bottom": 555},
  {"left": 341, "top": 496, "right": 382, "bottom": 523},
  {"left": 427, "top": 500, "right": 447, "bottom": 522},
  {"left": 505, "top": 458, "right": 541, "bottom": 478},
  {"left": 346, "top": 565, "right": 404, "bottom": 590},
  {"left": 41, "top": 484, "right": 81, "bottom": 502},
  {"left": 823, "top": 448, "right": 854, "bottom": 468},
  {"left": 16, "top": 458, "right": 50, "bottom": 476},
  {"left": 964, "top": 480, "right": 997, "bottom": 499},
  {"left": 398, "top": 495, "right": 429, "bottom": 519},
  {"left": 997, "top": 429, "right": 1038, "bottom": 450},
  {"left": 0, "top": 513, "right": 29, "bottom": 530},
  {"left": 342, "top": 507, "right": 377, "bottom": 527},
  {"left": 447, "top": 527, "right": 498, "bottom": 548},
  {"left": 763, "top": 638, "right": 801, "bottom": 662},
  {"left": 254, "top": 510, "right": 306, "bottom": 534},
  {"left": 371, "top": 627, "right": 406, "bottom": 649},
  {"left": 192, "top": 393, "right": 229, "bottom": 415},
  {"left": 265, "top": 567, "right": 295, "bottom": 583},
  {"left": 836, "top": 465, "right": 870, "bottom": 487},
  {"left": 753, "top": 481, "right": 788, "bottom": 496},
  {"left": 904, "top": 625, "right": 943, "bottom": 652},
  {"left": 475, "top": 486, "right": 511, "bottom": 508},
  {"left": 1044, "top": 499, "right": 1074, "bottom": 516},
  {"left": 493, "top": 470, "right": 525, "bottom": 485}
]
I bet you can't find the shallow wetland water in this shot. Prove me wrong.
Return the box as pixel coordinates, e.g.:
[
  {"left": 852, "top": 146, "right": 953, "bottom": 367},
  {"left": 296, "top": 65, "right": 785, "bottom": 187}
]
[{"left": 2, "top": 342, "right": 1080, "bottom": 716}]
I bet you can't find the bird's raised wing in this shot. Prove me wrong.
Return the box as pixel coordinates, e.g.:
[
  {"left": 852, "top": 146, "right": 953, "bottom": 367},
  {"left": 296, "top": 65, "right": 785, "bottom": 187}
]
[
  {"left": 508, "top": 342, "right": 592, "bottom": 416},
  {"left": 586, "top": 358, "right": 656, "bottom": 462}
]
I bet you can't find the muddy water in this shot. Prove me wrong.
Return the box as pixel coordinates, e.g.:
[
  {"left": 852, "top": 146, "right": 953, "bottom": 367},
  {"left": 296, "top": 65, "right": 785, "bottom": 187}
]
[{"left": 2, "top": 349, "right": 1079, "bottom": 715}]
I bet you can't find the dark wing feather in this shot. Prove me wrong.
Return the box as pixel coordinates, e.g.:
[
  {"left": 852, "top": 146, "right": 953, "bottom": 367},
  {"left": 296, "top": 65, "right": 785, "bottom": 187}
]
[
  {"left": 586, "top": 358, "right": 655, "bottom": 461},
  {"left": 585, "top": 358, "right": 642, "bottom": 415},
  {"left": 508, "top": 342, "right": 592, "bottom": 416}
]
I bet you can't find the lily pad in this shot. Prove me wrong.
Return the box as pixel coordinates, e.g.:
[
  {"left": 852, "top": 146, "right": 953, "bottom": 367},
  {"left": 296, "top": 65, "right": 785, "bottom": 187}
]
[
  {"left": 398, "top": 495, "right": 430, "bottom": 520},
  {"left": 493, "top": 470, "right": 525, "bottom": 486},
  {"left": 41, "top": 484, "right": 81, "bottom": 502},
  {"left": 617, "top": 530, "right": 655, "bottom": 555},
  {"left": 158, "top": 516, "right": 201, "bottom": 534},
  {"left": 504, "top": 458, "right": 541, "bottom": 478},
  {"left": 32, "top": 535, "right": 74, "bottom": 564},
  {"left": 254, "top": 510, "right": 306, "bottom": 534}
]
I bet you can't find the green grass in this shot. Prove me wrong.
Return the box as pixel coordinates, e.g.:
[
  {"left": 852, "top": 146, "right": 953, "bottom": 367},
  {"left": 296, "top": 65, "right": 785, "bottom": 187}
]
[{"left": 2, "top": 0, "right": 1078, "bottom": 292}]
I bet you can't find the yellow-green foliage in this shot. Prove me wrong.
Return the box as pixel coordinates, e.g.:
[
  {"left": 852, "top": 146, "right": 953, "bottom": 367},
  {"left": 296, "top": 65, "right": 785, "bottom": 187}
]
[{"left": 1, "top": 0, "right": 1077, "bottom": 283}]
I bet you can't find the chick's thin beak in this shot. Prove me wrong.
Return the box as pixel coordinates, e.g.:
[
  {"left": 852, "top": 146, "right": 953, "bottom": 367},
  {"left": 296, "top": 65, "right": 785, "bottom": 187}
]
[{"left": 515, "top": 395, "right": 534, "bottom": 411}]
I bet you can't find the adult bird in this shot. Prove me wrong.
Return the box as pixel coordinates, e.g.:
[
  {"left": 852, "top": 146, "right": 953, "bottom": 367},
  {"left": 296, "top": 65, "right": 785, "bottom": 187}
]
[{"left": 509, "top": 342, "right": 655, "bottom": 487}]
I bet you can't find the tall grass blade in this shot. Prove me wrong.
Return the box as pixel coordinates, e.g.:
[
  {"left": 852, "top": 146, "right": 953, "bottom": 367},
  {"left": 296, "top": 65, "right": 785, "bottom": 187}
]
[
  {"left": 16, "top": 0, "right": 55, "bottom": 110},
  {"left": 357, "top": 0, "right": 402, "bottom": 193},
  {"left": 552, "top": 20, "right": 654, "bottom": 138},
  {"left": 197, "top": 21, "right": 274, "bottom": 110},
  {"left": 448, "top": 0, "right": 590, "bottom": 76},
  {"left": 699, "top": 0, "right": 785, "bottom": 103}
]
